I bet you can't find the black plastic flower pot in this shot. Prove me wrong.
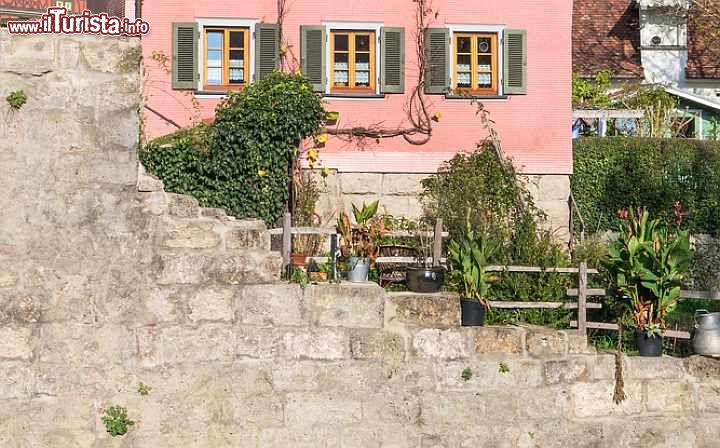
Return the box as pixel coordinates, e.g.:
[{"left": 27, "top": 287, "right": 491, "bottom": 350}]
[
  {"left": 405, "top": 267, "right": 445, "bottom": 293},
  {"left": 460, "top": 299, "right": 486, "bottom": 326},
  {"left": 635, "top": 330, "right": 663, "bottom": 357}
]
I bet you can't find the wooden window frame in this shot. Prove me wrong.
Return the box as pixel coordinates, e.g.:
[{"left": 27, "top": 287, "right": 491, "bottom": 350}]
[
  {"left": 453, "top": 32, "right": 498, "bottom": 96},
  {"left": 330, "top": 30, "right": 376, "bottom": 94},
  {"left": 203, "top": 27, "right": 250, "bottom": 92}
]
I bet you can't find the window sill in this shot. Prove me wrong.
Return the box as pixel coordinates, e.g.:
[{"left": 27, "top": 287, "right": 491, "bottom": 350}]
[
  {"left": 323, "top": 93, "right": 387, "bottom": 99},
  {"left": 444, "top": 94, "right": 509, "bottom": 100}
]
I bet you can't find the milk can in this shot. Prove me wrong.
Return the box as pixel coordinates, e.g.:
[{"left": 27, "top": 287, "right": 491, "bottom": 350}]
[{"left": 692, "top": 310, "right": 720, "bottom": 357}]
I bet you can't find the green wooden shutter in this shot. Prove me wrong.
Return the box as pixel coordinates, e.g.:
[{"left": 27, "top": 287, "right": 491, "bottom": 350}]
[
  {"left": 255, "top": 23, "right": 280, "bottom": 81},
  {"left": 380, "top": 27, "right": 405, "bottom": 94},
  {"left": 503, "top": 29, "right": 527, "bottom": 95},
  {"left": 172, "top": 22, "right": 198, "bottom": 90},
  {"left": 424, "top": 28, "right": 450, "bottom": 94},
  {"left": 301, "top": 25, "right": 326, "bottom": 92}
]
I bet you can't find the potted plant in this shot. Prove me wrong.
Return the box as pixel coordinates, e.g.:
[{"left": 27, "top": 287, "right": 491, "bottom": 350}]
[
  {"left": 336, "top": 200, "right": 385, "bottom": 282},
  {"left": 291, "top": 170, "right": 324, "bottom": 267},
  {"left": 447, "top": 219, "right": 500, "bottom": 326},
  {"left": 604, "top": 208, "right": 691, "bottom": 356},
  {"left": 405, "top": 221, "right": 445, "bottom": 293}
]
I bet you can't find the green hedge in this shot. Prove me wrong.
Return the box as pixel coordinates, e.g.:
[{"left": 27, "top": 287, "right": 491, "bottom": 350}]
[{"left": 572, "top": 137, "right": 720, "bottom": 235}]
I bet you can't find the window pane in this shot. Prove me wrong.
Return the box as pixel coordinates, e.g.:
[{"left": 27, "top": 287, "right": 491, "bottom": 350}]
[
  {"left": 207, "top": 32, "right": 223, "bottom": 50},
  {"left": 355, "top": 71, "right": 370, "bottom": 86},
  {"left": 355, "top": 52, "right": 370, "bottom": 71},
  {"left": 477, "top": 37, "right": 491, "bottom": 53},
  {"left": 333, "top": 52, "right": 348, "bottom": 70},
  {"left": 229, "top": 68, "right": 244, "bottom": 84},
  {"left": 478, "top": 73, "right": 492, "bottom": 88},
  {"left": 355, "top": 34, "right": 371, "bottom": 52},
  {"left": 207, "top": 50, "right": 223, "bottom": 67},
  {"left": 207, "top": 67, "right": 222, "bottom": 84},
  {"left": 229, "top": 49, "right": 244, "bottom": 67},
  {"left": 334, "top": 34, "right": 349, "bottom": 51},
  {"left": 334, "top": 71, "right": 349, "bottom": 86},
  {"left": 477, "top": 55, "right": 492, "bottom": 72},
  {"left": 457, "top": 73, "right": 471, "bottom": 88},
  {"left": 457, "top": 36, "right": 471, "bottom": 53},
  {"left": 456, "top": 53, "right": 471, "bottom": 73},
  {"left": 229, "top": 31, "right": 244, "bottom": 48}
]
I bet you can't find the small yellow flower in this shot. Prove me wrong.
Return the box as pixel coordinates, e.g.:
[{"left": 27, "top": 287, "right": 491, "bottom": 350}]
[
  {"left": 308, "top": 161, "right": 316, "bottom": 169},
  {"left": 293, "top": 68, "right": 302, "bottom": 76},
  {"left": 315, "top": 133, "right": 329, "bottom": 144},
  {"left": 307, "top": 148, "right": 318, "bottom": 161},
  {"left": 321, "top": 165, "right": 331, "bottom": 178},
  {"left": 432, "top": 111, "right": 442, "bottom": 122},
  {"left": 280, "top": 44, "right": 289, "bottom": 55},
  {"left": 257, "top": 169, "right": 267, "bottom": 177}
]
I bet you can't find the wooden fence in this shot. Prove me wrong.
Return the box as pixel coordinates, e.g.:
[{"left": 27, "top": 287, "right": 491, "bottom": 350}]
[{"left": 270, "top": 213, "right": 719, "bottom": 338}]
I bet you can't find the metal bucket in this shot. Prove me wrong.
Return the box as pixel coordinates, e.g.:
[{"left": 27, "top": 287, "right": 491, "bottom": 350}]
[
  {"left": 346, "top": 257, "right": 370, "bottom": 283},
  {"left": 692, "top": 310, "right": 720, "bottom": 356}
]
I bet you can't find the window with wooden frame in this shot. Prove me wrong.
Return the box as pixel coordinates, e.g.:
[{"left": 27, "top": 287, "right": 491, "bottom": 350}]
[
  {"left": 203, "top": 27, "right": 250, "bottom": 91},
  {"left": 453, "top": 33, "right": 498, "bottom": 95},
  {"left": 330, "top": 30, "right": 376, "bottom": 93}
]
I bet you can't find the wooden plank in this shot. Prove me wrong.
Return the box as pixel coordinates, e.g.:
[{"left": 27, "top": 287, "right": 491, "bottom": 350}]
[
  {"left": 569, "top": 321, "right": 691, "bottom": 339},
  {"left": 268, "top": 228, "right": 449, "bottom": 237},
  {"left": 573, "top": 109, "right": 644, "bottom": 119},
  {"left": 492, "top": 301, "right": 601, "bottom": 310},
  {"left": 567, "top": 288, "right": 606, "bottom": 297},
  {"left": 577, "top": 262, "right": 588, "bottom": 336},
  {"left": 680, "top": 290, "right": 720, "bottom": 300},
  {"left": 485, "top": 266, "right": 599, "bottom": 274},
  {"left": 375, "top": 256, "right": 446, "bottom": 264},
  {"left": 281, "top": 212, "right": 291, "bottom": 273},
  {"left": 432, "top": 218, "right": 443, "bottom": 267}
]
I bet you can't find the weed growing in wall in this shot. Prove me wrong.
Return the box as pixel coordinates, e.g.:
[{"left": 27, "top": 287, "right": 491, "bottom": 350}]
[
  {"left": 102, "top": 405, "right": 135, "bottom": 436},
  {"left": 6, "top": 90, "right": 27, "bottom": 110}
]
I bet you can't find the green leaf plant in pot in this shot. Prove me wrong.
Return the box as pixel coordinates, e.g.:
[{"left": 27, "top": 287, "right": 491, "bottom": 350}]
[
  {"left": 447, "top": 215, "right": 501, "bottom": 326},
  {"left": 336, "top": 200, "right": 385, "bottom": 282},
  {"left": 603, "top": 207, "right": 691, "bottom": 356}
]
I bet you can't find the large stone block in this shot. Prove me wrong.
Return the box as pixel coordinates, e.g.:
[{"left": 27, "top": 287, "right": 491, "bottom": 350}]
[
  {"left": 361, "top": 392, "right": 421, "bottom": 425},
  {"left": 259, "top": 426, "right": 341, "bottom": 447},
  {"left": 387, "top": 293, "right": 459, "bottom": 328},
  {"left": 311, "top": 283, "right": 384, "bottom": 328},
  {"left": 235, "top": 284, "right": 308, "bottom": 326},
  {"left": 283, "top": 328, "right": 349, "bottom": 360},
  {"left": 225, "top": 220, "right": 270, "bottom": 251},
  {"left": 434, "top": 360, "right": 544, "bottom": 392},
  {"left": 350, "top": 330, "right": 406, "bottom": 361},
  {"left": 420, "top": 391, "right": 486, "bottom": 432},
  {"left": 340, "top": 173, "right": 383, "bottom": 194},
  {"left": 285, "top": 393, "right": 361, "bottom": 426},
  {"left": 412, "top": 328, "right": 469, "bottom": 360},
  {"left": 525, "top": 325, "right": 568, "bottom": 358},
  {"left": 571, "top": 380, "right": 643, "bottom": 418},
  {"left": 0, "top": 34, "right": 54, "bottom": 72},
  {"left": 137, "top": 324, "right": 234, "bottom": 366},
  {"left": 212, "top": 252, "right": 282, "bottom": 284},
  {"left": 166, "top": 193, "right": 199, "bottom": 218},
  {"left": 696, "top": 382, "right": 720, "bottom": 413},
  {"left": 625, "top": 356, "right": 684, "bottom": 380},
  {"left": 646, "top": 380, "right": 694, "bottom": 413},
  {"left": 235, "top": 326, "right": 283, "bottom": 359},
  {"left": 37, "top": 324, "right": 133, "bottom": 366},
  {"left": 155, "top": 252, "right": 213, "bottom": 285},
  {"left": 188, "top": 286, "right": 234, "bottom": 322},
  {"left": 474, "top": 326, "right": 525, "bottom": 355},
  {"left": 162, "top": 220, "right": 221, "bottom": 249},
  {"left": 382, "top": 174, "right": 426, "bottom": 196},
  {"left": 0, "top": 361, "right": 32, "bottom": 399},
  {"left": 544, "top": 358, "right": 591, "bottom": 384},
  {"left": 0, "top": 327, "right": 33, "bottom": 360}
]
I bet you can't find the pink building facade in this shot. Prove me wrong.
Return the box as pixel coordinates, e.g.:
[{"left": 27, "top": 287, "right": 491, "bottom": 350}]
[{"left": 141, "top": 0, "right": 573, "bottom": 232}]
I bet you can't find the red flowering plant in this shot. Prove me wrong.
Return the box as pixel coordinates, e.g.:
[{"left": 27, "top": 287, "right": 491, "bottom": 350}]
[{"left": 603, "top": 207, "right": 692, "bottom": 337}]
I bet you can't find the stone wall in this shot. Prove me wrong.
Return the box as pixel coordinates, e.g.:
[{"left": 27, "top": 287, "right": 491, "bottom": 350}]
[
  {"left": 314, "top": 170, "right": 571, "bottom": 242},
  {"left": 1, "top": 31, "right": 718, "bottom": 447}
]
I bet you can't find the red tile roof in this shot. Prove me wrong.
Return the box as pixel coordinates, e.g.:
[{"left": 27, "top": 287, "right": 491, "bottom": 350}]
[
  {"left": 686, "top": 1, "right": 720, "bottom": 80},
  {"left": 573, "top": 0, "right": 643, "bottom": 79}
]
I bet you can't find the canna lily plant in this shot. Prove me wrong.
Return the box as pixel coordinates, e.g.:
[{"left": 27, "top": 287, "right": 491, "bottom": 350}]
[
  {"left": 447, "top": 213, "right": 501, "bottom": 308},
  {"left": 603, "top": 208, "right": 691, "bottom": 337}
]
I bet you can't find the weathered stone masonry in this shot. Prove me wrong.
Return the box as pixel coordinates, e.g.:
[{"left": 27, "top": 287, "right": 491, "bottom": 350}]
[{"left": 1, "top": 31, "right": 719, "bottom": 447}]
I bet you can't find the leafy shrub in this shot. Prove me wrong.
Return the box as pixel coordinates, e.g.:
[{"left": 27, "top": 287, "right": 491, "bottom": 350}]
[
  {"left": 423, "top": 146, "right": 573, "bottom": 328},
  {"left": 140, "top": 72, "right": 325, "bottom": 224},
  {"left": 102, "top": 405, "right": 134, "bottom": 436},
  {"left": 572, "top": 137, "right": 720, "bottom": 236}
]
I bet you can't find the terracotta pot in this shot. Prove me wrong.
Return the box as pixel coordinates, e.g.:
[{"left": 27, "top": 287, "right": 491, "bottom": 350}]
[{"left": 291, "top": 253, "right": 308, "bottom": 267}]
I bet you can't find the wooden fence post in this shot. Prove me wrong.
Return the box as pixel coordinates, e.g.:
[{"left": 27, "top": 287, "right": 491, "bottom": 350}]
[
  {"left": 577, "top": 261, "right": 588, "bottom": 336},
  {"left": 282, "top": 212, "right": 291, "bottom": 275},
  {"left": 433, "top": 218, "right": 443, "bottom": 267},
  {"left": 330, "top": 233, "right": 338, "bottom": 281}
]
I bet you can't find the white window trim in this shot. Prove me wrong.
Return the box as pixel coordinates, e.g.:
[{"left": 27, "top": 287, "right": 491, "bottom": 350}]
[
  {"left": 322, "top": 21, "right": 383, "bottom": 95},
  {"left": 446, "top": 24, "right": 505, "bottom": 96},
  {"left": 196, "top": 18, "right": 259, "bottom": 92}
]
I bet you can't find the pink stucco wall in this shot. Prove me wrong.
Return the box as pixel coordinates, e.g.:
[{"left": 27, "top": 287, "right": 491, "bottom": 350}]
[{"left": 141, "top": 0, "right": 573, "bottom": 175}]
